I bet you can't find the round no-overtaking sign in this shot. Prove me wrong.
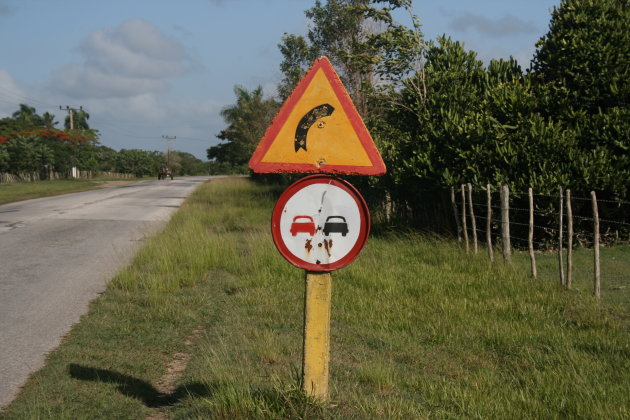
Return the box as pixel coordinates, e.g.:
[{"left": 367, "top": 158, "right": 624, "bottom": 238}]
[{"left": 271, "top": 175, "right": 370, "bottom": 272}]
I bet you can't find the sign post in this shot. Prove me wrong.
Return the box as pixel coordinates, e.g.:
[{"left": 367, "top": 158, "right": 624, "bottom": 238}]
[
  {"left": 303, "top": 271, "right": 332, "bottom": 399},
  {"left": 249, "top": 56, "right": 385, "bottom": 401},
  {"left": 270, "top": 174, "right": 369, "bottom": 401}
]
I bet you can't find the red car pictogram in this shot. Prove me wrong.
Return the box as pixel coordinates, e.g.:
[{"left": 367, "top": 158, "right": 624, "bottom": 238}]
[{"left": 290, "top": 215, "right": 316, "bottom": 236}]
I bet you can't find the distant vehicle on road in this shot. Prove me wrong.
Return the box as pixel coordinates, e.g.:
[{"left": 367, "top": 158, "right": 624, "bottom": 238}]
[
  {"left": 290, "top": 215, "right": 316, "bottom": 236},
  {"left": 323, "top": 215, "right": 348, "bottom": 236},
  {"left": 158, "top": 165, "right": 173, "bottom": 180}
]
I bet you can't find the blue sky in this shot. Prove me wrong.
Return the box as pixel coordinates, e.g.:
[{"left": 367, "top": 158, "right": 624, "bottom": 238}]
[{"left": 0, "top": 0, "right": 559, "bottom": 159}]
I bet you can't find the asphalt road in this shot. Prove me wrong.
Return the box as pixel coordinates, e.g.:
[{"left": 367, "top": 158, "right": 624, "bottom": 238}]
[{"left": 0, "top": 176, "right": 211, "bottom": 409}]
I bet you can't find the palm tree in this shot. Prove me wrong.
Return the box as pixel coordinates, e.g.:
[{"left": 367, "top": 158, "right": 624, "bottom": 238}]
[
  {"left": 42, "top": 112, "right": 58, "bottom": 129},
  {"left": 12, "top": 103, "right": 37, "bottom": 120},
  {"left": 12, "top": 104, "right": 43, "bottom": 130}
]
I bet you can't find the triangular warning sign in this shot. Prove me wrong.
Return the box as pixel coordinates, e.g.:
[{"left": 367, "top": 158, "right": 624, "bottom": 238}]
[{"left": 249, "top": 56, "right": 386, "bottom": 175}]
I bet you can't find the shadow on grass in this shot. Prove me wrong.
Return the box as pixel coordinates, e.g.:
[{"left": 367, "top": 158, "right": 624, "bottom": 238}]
[{"left": 68, "top": 363, "right": 211, "bottom": 408}]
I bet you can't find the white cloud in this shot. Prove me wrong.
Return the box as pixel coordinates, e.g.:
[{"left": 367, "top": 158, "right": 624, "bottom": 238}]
[
  {"left": 0, "top": 69, "right": 28, "bottom": 116},
  {"left": 53, "top": 19, "right": 191, "bottom": 99},
  {"left": 72, "top": 88, "right": 217, "bottom": 155},
  {"left": 54, "top": 65, "right": 170, "bottom": 99},
  {"left": 42, "top": 21, "right": 223, "bottom": 157}
]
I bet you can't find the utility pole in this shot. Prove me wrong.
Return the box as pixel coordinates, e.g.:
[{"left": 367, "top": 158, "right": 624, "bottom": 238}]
[
  {"left": 162, "top": 135, "right": 176, "bottom": 166},
  {"left": 59, "top": 105, "right": 84, "bottom": 179},
  {"left": 59, "top": 105, "right": 83, "bottom": 130}
]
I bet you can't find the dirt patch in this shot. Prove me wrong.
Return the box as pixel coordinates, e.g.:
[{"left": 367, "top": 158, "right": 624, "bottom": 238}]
[
  {"left": 153, "top": 352, "right": 192, "bottom": 396},
  {"left": 146, "top": 327, "right": 204, "bottom": 420}
]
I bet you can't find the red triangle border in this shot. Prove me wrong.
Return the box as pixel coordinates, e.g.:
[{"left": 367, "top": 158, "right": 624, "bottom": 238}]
[{"left": 248, "top": 56, "right": 386, "bottom": 176}]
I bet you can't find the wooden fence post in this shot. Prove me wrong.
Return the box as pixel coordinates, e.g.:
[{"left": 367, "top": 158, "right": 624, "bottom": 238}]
[
  {"left": 486, "top": 184, "right": 494, "bottom": 262},
  {"left": 384, "top": 191, "right": 392, "bottom": 223},
  {"left": 500, "top": 185, "right": 511, "bottom": 263},
  {"left": 467, "top": 183, "right": 478, "bottom": 253},
  {"left": 591, "top": 191, "right": 601, "bottom": 298},
  {"left": 528, "top": 187, "right": 537, "bottom": 279},
  {"left": 558, "top": 187, "right": 565, "bottom": 287},
  {"left": 461, "top": 185, "right": 469, "bottom": 253},
  {"left": 451, "top": 187, "right": 462, "bottom": 244},
  {"left": 566, "top": 189, "right": 573, "bottom": 289}
]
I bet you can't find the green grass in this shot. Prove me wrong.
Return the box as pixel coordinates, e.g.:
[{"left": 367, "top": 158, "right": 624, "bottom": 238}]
[
  {"left": 512, "top": 245, "right": 630, "bottom": 310},
  {"left": 2, "top": 178, "right": 628, "bottom": 419},
  {"left": 0, "top": 178, "right": 141, "bottom": 205}
]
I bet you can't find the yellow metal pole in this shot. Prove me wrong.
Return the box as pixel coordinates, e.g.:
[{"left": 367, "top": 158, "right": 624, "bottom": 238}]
[{"left": 302, "top": 271, "right": 332, "bottom": 401}]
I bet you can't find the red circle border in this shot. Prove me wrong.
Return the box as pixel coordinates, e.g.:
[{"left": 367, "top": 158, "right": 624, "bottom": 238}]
[{"left": 271, "top": 175, "right": 370, "bottom": 272}]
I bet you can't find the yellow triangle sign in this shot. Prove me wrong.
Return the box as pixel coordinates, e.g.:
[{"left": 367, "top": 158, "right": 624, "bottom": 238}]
[{"left": 249, "top": 56, "right": 386, "bottom": 175}]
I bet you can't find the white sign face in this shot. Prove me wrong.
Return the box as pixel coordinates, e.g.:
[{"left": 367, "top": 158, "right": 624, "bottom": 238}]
[
  {"left": 271, "top": 175, "right": 370, "bottom": 271},
  {"left": 280, "top": 183, "right": 360, "bottom": 265}
]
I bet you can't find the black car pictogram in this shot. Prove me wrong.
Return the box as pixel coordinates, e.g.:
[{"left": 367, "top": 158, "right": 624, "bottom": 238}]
[{"left": 323, "top": 215, "right": 348, "bottom": 236}]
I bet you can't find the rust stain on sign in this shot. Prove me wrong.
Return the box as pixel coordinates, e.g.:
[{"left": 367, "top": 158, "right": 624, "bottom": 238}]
[{"left": 323, "top": 239, "right": 333, "bottom": 257}]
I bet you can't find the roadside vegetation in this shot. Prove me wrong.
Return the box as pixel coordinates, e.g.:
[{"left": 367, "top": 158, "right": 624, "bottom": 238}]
[
  {"left": 0, "top": 177, "right": 143, "bottom": 206},
  {"left": 0, "top": 104, "right": 209, "bottom": 179},
  {"left": 210, "top": 0, "right": 629, "bottom": 233},
  {"left": 3, "top": 177, "right": 628, "bottom": 419}
]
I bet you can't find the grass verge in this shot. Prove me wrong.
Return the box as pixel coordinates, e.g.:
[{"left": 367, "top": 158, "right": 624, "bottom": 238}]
[
  {"left": 2, "top": 177, "right": 628, "bottom": 419},
  {"left": 511, "top": 244, "right": 630, "bottom": 310},
  {"left": 0, "top": 178, "right": 141, "bottom": 205}
]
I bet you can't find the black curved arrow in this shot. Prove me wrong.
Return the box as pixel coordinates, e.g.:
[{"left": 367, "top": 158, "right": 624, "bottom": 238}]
[{"left": 294, "top": 104, "right": 335, "bottom": 152}]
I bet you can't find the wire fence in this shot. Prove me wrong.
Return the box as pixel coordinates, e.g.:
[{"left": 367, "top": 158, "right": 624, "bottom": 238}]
[{"left": 451, "top": 184, "right": 630, "bottom": 301}]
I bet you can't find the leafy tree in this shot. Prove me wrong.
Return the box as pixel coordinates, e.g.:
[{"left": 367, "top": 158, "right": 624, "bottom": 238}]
[
  {"left": 0, "top": 103, "right": 178, "bottom": 179},
  {"left": 0, "top": 145, "right": 9, "bottom": 172},
  {"left": 175, "top": 151, "right": 207, "bottom": 175},
  {"left": 207, "top": 160, "right": 234, "bottom": 175},
  {"left": 532, "top": 0, "right": 629, "bottom": 114},
  {"left": 531, "top": 0, "right": 630, "bottom": 197},
  {"left": 42, "top": 112, "right": 58, "bottom": 129},
  {"left": 386, "top": 37, "right": 487, "bottom": 190},
  {"left": 274, "top": 0, "right": 426, "bottom": 206},
  {"left": 94, "top": 145, "right": 119, "bottom": 172},
  {"left": 278, "top": 33, "right": 317, "bottom": 100},
  {"left": 5, "top": 135, "right": 54, "bottom": 175},
  {"left": 0, "top": 117, "right": 22, "bottom": 136},
  {"left": 207, "top": 86, "right": 279, "bottom": 173},
  {"left": 11, "top": 104, "right": 42, "bottom": 127},
  {"left": 278, "top": 0, "right": 421, "bottom": 116},
  {"left": 115, "top": 149, "right": 163, "bottom": 177},
  {"left": 265, "top": 0, "right": 629, "bottom": 230},
  {"left": 382, "top": 36, "right": 576, "bottom": 222},
  {"left": 3, "top": 104, "right": 44, "bottom": 132},
  {"left": 1, "top": 105, "right": 58, "bottom": 133},
  {"left": 1, "top": 104, "right": 97, "bottom": 176}
]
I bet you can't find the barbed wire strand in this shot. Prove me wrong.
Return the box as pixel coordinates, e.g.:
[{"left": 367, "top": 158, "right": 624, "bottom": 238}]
[{"left": 465, "top": 188, "right": 629, "bottom": 206}]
